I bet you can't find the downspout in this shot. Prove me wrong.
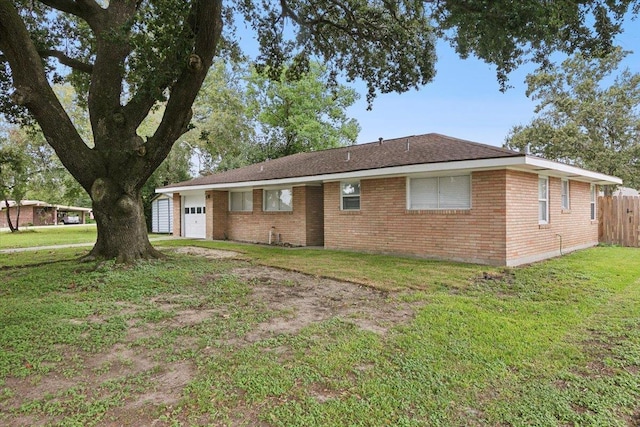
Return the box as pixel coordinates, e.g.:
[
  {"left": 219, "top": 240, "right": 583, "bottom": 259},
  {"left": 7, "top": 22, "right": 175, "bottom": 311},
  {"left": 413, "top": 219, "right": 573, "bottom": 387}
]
[{"left": 556, "top": 233, "right": 563, "bottom": 256}]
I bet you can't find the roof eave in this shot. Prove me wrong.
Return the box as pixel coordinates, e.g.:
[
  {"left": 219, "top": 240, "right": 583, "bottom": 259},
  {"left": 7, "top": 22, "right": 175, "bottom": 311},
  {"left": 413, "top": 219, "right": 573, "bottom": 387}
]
[{"left": 156, "top": 155, "right": 622, "bottom": 194}]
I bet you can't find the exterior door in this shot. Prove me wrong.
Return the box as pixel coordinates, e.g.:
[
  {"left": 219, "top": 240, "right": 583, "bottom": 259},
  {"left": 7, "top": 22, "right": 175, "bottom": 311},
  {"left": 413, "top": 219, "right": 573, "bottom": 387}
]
[{"left": 182, "top": 194, "right": 206, "bottom": 238}]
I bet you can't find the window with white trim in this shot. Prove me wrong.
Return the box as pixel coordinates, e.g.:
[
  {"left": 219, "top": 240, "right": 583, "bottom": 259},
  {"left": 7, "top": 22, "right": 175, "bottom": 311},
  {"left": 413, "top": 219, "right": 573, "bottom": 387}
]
[
  {"left": 229, "top": 191, "right": 253, "bottom": 212},
  {"left": 264, "top": 188, "right": 293, "bottom": 211},
  {"left": 408, "top": 175, "right": 471, "bottom": 210},
  {"left": 341, "top": 182, "right": 360, "bottom": 210},
  {"left": 590, "top": 184, "right": 597, "bottom": 220},
  {"left": 539, "top": 176, "right": 549, "bottom": 224},
  {"left": 561, "top": 179, "right": 570, "bottom": 210}
]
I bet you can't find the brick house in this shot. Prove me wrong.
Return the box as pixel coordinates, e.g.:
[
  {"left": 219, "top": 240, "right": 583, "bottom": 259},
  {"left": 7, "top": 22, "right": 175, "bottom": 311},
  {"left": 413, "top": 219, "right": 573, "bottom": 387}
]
[
  {"left": 0, "top": 200, "right": 92, "bottom": 228},
  {"left": 157, "top": 134, "right": 621, "bottom": 266}
]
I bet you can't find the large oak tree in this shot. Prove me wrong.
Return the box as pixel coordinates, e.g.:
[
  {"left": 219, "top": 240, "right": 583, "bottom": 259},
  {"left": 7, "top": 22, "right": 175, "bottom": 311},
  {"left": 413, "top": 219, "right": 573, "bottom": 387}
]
[
  {"left": 0, "top": 0, "right": 636, "bottom": 261},
  {"left": 505, "top": 48, "right": 640, "bottom": 189}
]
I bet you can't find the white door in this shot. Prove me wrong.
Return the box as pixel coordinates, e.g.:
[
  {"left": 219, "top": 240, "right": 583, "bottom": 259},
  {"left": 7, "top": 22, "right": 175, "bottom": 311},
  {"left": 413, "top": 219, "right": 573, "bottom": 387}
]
[{"left": 183, "top": 194, "right": 206, "bottom": 238}]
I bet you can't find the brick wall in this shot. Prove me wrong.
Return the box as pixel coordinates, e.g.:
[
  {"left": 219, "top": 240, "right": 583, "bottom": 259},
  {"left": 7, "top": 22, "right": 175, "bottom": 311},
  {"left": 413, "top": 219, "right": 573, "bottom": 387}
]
[
  {"left": 172, "top": 193, "right": 181, "bottom": 237},
  {"left": 203, "top": 185, "right": 324, "bottom": 246},
  {"left": 323, "top": 171, "right": 508, "bottom": 265},
  {"left": 0, "top": 207, "right": 33, "bottom": 228},
  {"left": 305, "top": 185, "right": 324, "bottom": 246},
  {"left": 207, "top": 190, "right": 227, "bottom": 240},
  {"left": 0, "top": 206, "right": 57, "bottom": 227},
  {"left": 505, "top": 171, "right": 597, "bottom": 265}
]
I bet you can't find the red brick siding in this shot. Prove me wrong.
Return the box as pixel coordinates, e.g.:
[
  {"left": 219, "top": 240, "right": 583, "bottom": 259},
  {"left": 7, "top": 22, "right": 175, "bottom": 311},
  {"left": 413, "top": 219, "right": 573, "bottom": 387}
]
[
  {"left": 208, "top": 190, "right": 228, "bottom": 240},
  {"left": 505, "top": 171, "right": 597, "bottom": 265},
  {"left": 0, "top": 207, "right": 57, "bottom": 227},
  {"left": 305, "top": 185, "right": 324, "bottom": 246},
  {"left": 214, "top": 186, "right": 323, "bottom": 246},
  {"left": 172, "top": 193, "right": 181, "bottom": 237},
  {"left": 323, "top": 171, "right": 508, "bottom": 265}
]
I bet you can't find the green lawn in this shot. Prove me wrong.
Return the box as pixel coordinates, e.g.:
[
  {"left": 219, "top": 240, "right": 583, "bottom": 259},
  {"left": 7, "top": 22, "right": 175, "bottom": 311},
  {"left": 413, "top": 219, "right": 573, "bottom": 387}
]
[
  {"left": 0, "top": 225, "right": 170, "bottom": 250},
  {"left": 0, "top": 224, "right": 98, "bottom": 249},
  {"left": 0, "top": 240, "right": 639, "bottom": 426}
]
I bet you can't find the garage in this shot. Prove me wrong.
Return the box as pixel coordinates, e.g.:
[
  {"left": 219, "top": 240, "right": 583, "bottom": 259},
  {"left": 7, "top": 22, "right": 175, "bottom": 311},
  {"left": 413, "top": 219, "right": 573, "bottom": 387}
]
[{"left": 182, "top": 193, "right": 206, "bottom": 238}]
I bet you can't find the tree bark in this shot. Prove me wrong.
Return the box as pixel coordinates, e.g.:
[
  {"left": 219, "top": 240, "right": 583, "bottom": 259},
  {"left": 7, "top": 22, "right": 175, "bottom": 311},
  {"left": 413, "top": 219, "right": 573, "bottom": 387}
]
[
  {"left": 84, "top": 177, "right": 163, "bottom": 262},
  {"left": 3, "top": 196, "right": 17, "bottom": 232},
  {"left": 0, "top": 0, "right": 222, "bottom": 262}
]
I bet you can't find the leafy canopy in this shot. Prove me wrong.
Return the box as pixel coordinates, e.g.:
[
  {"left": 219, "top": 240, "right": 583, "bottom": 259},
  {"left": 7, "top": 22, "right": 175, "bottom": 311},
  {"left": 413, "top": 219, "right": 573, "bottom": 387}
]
[{"left": 505, "top": 48, "right": 640, "bottom": 188}]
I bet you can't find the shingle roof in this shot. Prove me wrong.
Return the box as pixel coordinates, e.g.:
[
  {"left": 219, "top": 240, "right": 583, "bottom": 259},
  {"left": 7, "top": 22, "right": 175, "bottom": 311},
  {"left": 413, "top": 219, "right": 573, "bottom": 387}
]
[{"left": 162, "top": 133, "right": 523, "bottom": 189}]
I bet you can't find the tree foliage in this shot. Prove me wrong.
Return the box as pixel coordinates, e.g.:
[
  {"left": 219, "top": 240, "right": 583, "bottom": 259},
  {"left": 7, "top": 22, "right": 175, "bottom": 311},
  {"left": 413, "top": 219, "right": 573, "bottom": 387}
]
[
  {"left": 186, "top": 61, "right": 257, "bottom": 174},
  {"left": 0, "top": 0, "right": 637, "bottom": 261},
  {"left": 0, "top": 135, "right": 29, "bottom": 231},
  {"left": 505, "top": 48, "right": 640, "bottom": 188},
  {"left": 245, "top": 62, "right": 360, "bottom": 162}
]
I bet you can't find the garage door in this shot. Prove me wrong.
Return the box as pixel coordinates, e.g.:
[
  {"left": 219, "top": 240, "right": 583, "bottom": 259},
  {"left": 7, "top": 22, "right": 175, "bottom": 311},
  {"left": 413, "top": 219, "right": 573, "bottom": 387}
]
[{"left": 183, "top": 194, "right": 206, "bottom": 238}]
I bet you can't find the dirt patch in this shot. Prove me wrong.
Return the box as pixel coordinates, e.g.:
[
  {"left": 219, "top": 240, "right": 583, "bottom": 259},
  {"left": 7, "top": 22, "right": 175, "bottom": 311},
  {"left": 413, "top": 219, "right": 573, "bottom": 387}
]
[
  {"left": 1, "top": 248, "right": 419, "bottom": 426},
  {"left": 236, "top": 265, "right": 416, "bottom": 340},
  {"left": 169, "top": 246, "right": 242, "bottom": 259}
]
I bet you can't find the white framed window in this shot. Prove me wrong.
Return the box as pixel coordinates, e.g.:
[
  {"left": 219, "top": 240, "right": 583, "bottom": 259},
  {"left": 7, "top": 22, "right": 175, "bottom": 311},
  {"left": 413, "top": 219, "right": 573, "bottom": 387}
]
[
  {"left": 341, "top": 182, "right": 360, "bottom": 210},
  {"left": 229, "top": 191, "right": 253, "bottom": 212},
  {"left": 590, "top": 184, "right": 597, "bottom": 220},
  {"left": 561, "top": 179, "right": 570, "bottom": 210},
  {"left": 407, "top": 175, "right": 471, "bottom": 210},
  {"left": 539, "top": 176, "right": 549, "bottom": 224},
  {"left": 264, "top": 188, "right": 293, "bottom": 211}
]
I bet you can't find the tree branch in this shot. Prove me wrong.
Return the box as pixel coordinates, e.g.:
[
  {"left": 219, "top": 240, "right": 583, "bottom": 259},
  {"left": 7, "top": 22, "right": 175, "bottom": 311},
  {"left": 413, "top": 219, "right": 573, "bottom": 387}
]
[
  {"left": 37, "top": 0, "right": 104, "bottom": 30},
  {"left": 0, "top": 0, "right": 102, "bottom": 191},
  {"left": 139, "top": 0, "right": 223, "bottom": 185},
  {"left": 38, "top": 49, "right": 93, "bottom": 74}
]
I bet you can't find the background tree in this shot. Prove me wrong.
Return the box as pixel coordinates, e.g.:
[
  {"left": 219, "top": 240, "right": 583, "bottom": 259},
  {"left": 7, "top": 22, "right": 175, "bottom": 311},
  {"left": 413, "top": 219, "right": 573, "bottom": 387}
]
[
  {"left": 0, "top": 0, "right": 636, "bottom": 261},
  {"left": 0, "top": 138, "right": 29, "bottom": 232},
  {"left": 187, "top": 61, "right": 257, "bottom": 174},
  {"left": 505, "top": 48, "right": 640, "bottom": 189},
  {"left": 9, "top": 126, "right": 90, "bottom": 207},
  {"left": 245, "top": 62, "right": 360, "bottom": 163}
]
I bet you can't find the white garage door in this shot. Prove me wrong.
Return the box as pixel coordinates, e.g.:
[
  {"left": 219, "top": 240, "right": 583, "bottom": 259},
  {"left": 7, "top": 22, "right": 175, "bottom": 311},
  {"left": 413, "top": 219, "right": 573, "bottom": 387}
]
[{"left": 183, "top": 194, "right": 206, "bottom": 238}]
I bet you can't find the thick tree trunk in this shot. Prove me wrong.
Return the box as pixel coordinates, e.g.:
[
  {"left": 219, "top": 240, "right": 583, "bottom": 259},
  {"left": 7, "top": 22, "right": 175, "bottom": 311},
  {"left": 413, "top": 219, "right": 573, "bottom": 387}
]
[{"left": 84, "top": 178, "right": 163, "bottom": 263}]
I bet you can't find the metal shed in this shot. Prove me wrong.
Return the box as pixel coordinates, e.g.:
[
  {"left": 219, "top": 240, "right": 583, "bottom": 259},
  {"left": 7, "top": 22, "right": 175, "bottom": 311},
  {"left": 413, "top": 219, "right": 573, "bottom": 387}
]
[{"left": 151, "top": 194, "right": 173, "bottom": 233}]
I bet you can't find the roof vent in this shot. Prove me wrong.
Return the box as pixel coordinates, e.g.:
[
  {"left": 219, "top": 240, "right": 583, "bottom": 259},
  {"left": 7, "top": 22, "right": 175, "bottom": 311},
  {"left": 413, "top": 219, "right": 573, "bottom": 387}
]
[
  {"left": 378, "top": 137, "right": 384, "bottom": 145},
  {"left": 260, "top": 165, "right": 264, "bottom": 172},
  {"left": 345, "top": 151, "right": 351, "bottom": 161},
  {"left": 405, "top": 138, "right": 410, "bottom": 152}
]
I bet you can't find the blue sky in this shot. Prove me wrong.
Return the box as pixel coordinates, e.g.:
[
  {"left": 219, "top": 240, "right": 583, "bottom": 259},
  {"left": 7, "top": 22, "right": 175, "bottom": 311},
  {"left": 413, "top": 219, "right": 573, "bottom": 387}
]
[{"left": 345, "top": 19, "right": 640, "bottom": 147}]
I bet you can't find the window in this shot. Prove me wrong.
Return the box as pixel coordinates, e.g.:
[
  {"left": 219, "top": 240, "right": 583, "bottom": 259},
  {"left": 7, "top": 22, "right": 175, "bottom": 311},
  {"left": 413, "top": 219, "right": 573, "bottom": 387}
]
[
  {"left": 230, "top": 191, "right": 253, "bottom": 212},
  {"left": 190, "top": 207, "right": 196, "bottom": 214},
  {"left": 561, "top": 179, "right": 570, "bottom": 210},
  {"left": 341, "top": 182, "right": 360, "bottom": 210},
  {"left": 539, "top": 176, "right": 549, "bottom": 224},
  {"left": 184, "top": 207, "right": 189, "bottom": 215},
  {"left": 264, "top": 188, "right": 293, "bottom": 211},
  {"left": 408, "top": 175, "right": 470, "bottom": 210},
  {"left": 590, "top": 184, "right": 597, "bottom": 220},
  {"left": 196, "top": 207, "right": 202, "bottom": 214}
]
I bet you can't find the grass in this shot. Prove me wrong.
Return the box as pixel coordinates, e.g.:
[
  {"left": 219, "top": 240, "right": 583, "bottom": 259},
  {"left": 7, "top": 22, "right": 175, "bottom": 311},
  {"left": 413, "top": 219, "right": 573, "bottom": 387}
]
[
  {"left": 0, "top": 236, "right": 639, "bottom": 426},
  {"left": 0, "top": 225, "right": 170, "bottom": 250},
  {"left": 0, "top": 224, "right": 98, "bottom": 249}
]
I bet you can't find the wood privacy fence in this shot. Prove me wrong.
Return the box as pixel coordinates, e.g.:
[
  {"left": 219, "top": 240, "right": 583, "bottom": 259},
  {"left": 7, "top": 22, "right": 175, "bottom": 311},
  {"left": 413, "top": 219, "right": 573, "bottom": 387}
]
[{"left": 599, "top": 196, "right": 640, "bottom": 247}]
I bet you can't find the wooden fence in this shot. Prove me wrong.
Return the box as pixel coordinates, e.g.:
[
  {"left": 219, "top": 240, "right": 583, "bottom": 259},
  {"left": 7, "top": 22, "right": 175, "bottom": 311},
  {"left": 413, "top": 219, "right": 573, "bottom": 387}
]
[{"left": 599, "top": 196, "right": 640, "bottom": 247}]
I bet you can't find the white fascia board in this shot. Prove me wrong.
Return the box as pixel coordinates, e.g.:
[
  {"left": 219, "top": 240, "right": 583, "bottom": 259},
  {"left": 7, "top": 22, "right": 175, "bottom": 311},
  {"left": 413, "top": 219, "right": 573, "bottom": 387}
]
[
  {"left": 524, "top": 157, "right": 622, "bottom": 185},
  {"left": 155, "top": 155, "right": 621, "bottom": 194},
  {"left": 155, "top": 157, "right": 528, "bottom": 194}
]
